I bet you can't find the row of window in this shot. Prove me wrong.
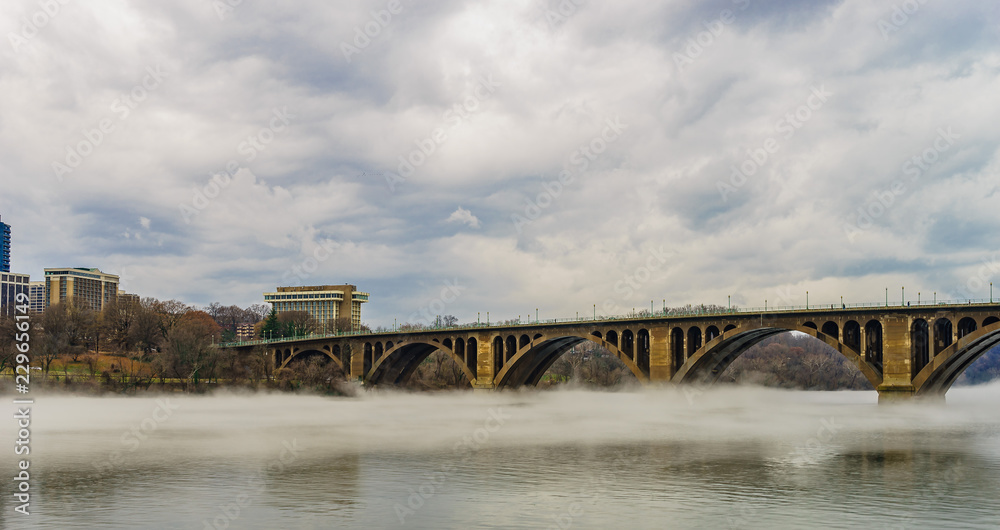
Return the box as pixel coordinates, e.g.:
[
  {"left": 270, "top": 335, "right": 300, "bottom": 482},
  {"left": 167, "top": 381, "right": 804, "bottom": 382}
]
[{"left": 266, "top": 293, "right": 345, "bottom": 301}]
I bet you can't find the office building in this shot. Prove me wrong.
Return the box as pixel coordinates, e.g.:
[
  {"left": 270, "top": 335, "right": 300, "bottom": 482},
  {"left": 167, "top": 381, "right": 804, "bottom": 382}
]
[
  {"left": 236, "top": 322, "right": 257, "bottom": 341},
  {"left": 0, "top": 215, "right": 10, "bottom": 273},
  {"left": 118, "top": 291, "right": 140, "bottom": 305},
  {"left": 28, "top": 281, "right": 45, "bottom": 314},
  {"left": 44, "top": 267, "right": 119, "bottom": 311},
  {"left": 263, "top": 284, "right": 369, "bottom": 328},
  {"left": 0, "top": 272, "right": 30, "bottom": 317}
]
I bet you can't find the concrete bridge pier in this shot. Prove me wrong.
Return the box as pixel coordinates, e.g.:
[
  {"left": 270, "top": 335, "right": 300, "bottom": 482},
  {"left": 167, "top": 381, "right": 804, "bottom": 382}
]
[
  {"left": 472, "top": 331, "right": 496, "bottom": 392},
  {"left": 877, "top": 316, "right": 917, "bottom": 403}
]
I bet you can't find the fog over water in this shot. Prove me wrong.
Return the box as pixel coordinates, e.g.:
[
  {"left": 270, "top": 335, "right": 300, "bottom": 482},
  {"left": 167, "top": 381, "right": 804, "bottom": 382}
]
[{"left": 3, "top": 385, "right": 1000, "bottom": 529}]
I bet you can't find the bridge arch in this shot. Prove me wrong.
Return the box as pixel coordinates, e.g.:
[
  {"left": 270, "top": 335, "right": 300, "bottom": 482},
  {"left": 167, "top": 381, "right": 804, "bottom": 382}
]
[
  {"left": 493, "top": 332, "right": 648, "bottom": 389},
  {"left": 914, "top": 321, "right": 1000, "bottom": 395},
  {"left": 687, "top": 326, "right": 702, "bottom": 356},
  {"left": 844, "top": 320, "right": 861, "bottom": 351},
  {"left": 821, "top": 321, "right": 839, "bottom": 340},
  {"left": 933, "top": 318, "right": 953, "bottom": 355},
  {"left": 367, "top": 339, "right": 476, "bottom": 387},
  {"left": 957, "top": 317, "right": 978, "bottom": 339},
  {"left": 606, "top": 330, "right": 618, "bottom": 348},
  {"left": 277, "top": 345, "right": 345, "bottom": 372},
  {"left": 671, "top": 327, "right": 684, "bottom": 368},
  {"left": 621, "top": 329, "right": 634, "bottom": 360},
  {"left": 672, "top": 324, "right": 883, "bottom": 389},
  {"left": 865, "top": 319, "right": 883, "bottom": 370}
]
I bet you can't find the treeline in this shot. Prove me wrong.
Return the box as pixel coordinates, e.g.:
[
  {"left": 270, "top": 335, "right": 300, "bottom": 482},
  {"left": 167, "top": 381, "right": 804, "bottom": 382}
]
[{"left": 0, "top": 298, "right": 286, "bottom": 393}]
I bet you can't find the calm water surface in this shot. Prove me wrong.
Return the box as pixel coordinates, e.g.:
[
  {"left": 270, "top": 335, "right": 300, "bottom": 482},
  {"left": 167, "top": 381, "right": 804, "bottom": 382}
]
[{"left": 2, "top": 385, "right": 999, "bottom": 529}]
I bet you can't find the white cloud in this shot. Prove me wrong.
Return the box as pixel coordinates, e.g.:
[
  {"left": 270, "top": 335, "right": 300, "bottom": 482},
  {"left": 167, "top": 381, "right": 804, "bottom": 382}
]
[
  {"left": 445, "top": 206, "right": 480, "bottom": 229},
  {"left": 0, "top": 0, "right": 997, "bottom": 325}
]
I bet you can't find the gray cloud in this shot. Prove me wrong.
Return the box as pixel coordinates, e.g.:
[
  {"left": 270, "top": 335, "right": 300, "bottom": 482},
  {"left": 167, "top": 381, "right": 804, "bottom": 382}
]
[{"left": 1, "top": 0, "right": 999, "bottom": 325}]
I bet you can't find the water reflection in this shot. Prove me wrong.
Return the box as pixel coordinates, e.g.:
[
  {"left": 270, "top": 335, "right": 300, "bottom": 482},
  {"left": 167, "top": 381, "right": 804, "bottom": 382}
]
[{"left": 1, "top": 385, "right": 998, "bottom": 529}]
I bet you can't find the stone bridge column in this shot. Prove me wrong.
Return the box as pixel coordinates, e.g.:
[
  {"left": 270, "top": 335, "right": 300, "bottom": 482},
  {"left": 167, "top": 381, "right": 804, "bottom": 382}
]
[
  {"left": 473, "top": 332, "right": 495, "bottom": 391},
  {"left": 877, "top": 316, "right": 915, "bottom": 402},
  {"left": 348, "top": 340, "right": 364, "bottom": 381},
  {"left": 649, "top": 326, "right": 671, "bottom": 382}
]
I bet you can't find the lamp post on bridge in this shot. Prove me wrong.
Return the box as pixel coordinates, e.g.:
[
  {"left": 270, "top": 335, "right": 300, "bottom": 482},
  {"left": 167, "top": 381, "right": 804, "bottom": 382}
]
[
  {"left": 806, "top": 291, "right": 809, "bottom": 310},
  {"left": 728, "top": 295, "right": 731, "bottom": 312},
  {"left": 840, "top": 295, "right": 843, "bottom": 309},
  {"left": 991, "top": 282, "right": 994, "bottom": 303},
  {"left": 536, "top": 308, "right": 539, "bottom": 323},
  {"left": 885, "top": 287, "right": 888, "bottom": 307},
  {"left": 902, "top": 286, "right": 905, "bottom": 306},
  {"left": 594, "top": 304, "right": 596, "bottom": 320}
]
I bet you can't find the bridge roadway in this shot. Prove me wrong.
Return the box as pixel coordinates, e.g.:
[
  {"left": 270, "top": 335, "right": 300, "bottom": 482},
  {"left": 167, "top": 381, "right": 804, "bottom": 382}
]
[{"left": 224, "top": 302, "right": 1000, "bottom": 401}]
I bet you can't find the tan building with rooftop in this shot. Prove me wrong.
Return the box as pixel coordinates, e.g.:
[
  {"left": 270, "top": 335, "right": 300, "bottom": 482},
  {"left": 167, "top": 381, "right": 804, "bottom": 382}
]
[
  {"left": 263, "top": 284, "right": 369, "bottom": 328},
  {"left": 44, "top": 267, "right": 119, "bottom": 311}
]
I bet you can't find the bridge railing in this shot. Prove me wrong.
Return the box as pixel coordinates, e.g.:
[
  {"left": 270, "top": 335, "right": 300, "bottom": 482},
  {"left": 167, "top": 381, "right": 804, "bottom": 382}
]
[{"left": 218, "top": 298, "right": 998, "bottom": 347}]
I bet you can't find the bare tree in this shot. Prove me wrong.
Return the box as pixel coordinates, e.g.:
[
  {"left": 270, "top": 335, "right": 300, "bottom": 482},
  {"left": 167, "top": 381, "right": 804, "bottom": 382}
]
[
  {"left": 279, "top": 311, "right": 319, "bottom": 336},
  {"left": 245, "top": 303, "right": 269, "bottom": 324}
]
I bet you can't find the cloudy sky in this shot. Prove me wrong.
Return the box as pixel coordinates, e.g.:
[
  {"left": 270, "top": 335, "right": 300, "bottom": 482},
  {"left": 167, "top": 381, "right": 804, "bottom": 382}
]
[{"left": 1, "top": 0, "right": 998, "bottom": 327}]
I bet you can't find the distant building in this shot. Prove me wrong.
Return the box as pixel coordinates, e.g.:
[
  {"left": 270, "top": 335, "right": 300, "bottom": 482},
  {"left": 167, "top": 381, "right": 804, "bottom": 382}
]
[
  {"left": 44, "top": 267, "right": 119, "bottom": 312},
  {"left": 263, "top": 284, "right": 369, "bottom": 328},
  {"left": 236, "top": 322, "right": 257, "bottom": 341},
  {"left": 0, "top": 272, "right": 30, "bottom": 317},
  {"left": 118, "top": 291, "right": 140, "bottom": 305},
  {"left": 1, "top": 215, "right": 11, "bottom": 273},
  {"left": 28, "top": 281, "right": 45, "bottom": 314}
]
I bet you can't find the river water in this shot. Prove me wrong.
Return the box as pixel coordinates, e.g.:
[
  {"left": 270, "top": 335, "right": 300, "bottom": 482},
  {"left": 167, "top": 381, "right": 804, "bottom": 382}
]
[{"left": 2, "top": 384, "right": 999, "bottom": 529}]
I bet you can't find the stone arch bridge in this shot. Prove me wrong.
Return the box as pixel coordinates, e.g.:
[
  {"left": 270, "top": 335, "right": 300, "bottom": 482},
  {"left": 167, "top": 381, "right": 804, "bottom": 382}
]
[{"left": 225, "top": 303, "right": 1000, "bottom": 401}]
